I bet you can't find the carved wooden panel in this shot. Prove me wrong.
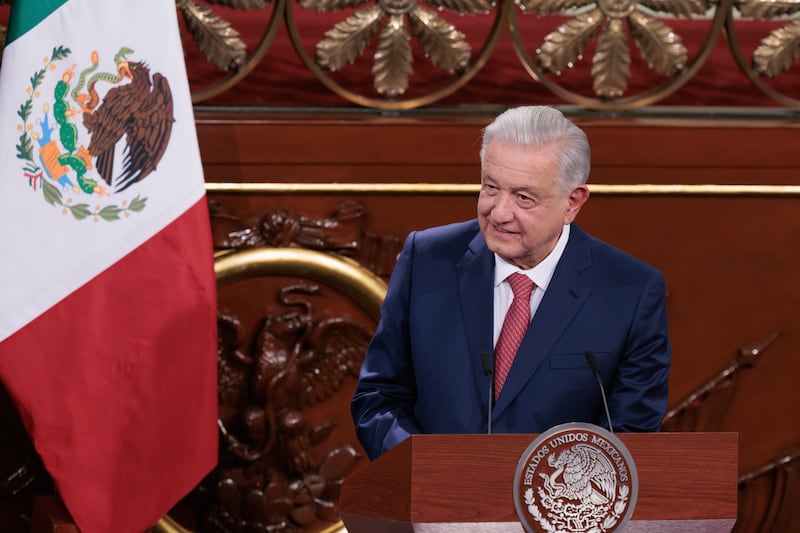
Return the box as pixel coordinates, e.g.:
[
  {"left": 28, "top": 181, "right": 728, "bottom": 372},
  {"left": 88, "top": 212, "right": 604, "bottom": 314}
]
[
  {"left": 161, "top": 247, "right": 386, "bottom": 532},
  {"left": 662, "top": 332, "right": 779, "bottom": 432},
  {"left": 736, "top": 448, "right": 800, "bottom": 532}
]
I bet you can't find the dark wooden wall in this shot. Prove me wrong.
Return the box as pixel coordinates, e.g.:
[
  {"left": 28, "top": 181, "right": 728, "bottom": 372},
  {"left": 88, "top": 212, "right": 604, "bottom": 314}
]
[
  {"left": 197, "top": 110, "right": 800, "bottom": 532},
  {"left": 197, "top": 109, "right": 800, "bottom": 477}
]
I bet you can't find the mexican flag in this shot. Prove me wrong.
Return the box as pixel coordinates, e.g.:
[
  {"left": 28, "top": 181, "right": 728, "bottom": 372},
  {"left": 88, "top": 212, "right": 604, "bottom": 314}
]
[{"left": 0, "top": 0, "right": 218, "bottom": 531}]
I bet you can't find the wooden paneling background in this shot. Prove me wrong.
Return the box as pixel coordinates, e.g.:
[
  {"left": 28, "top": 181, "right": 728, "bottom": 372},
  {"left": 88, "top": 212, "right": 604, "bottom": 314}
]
[{"left": 197, "top": 109, "right": 800, "bottom": 477}]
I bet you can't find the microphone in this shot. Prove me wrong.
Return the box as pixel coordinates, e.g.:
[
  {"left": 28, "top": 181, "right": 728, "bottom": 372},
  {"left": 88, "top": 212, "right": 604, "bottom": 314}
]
[
  {"left": 480, "top": 351, "right": 493, "bottom": 434},
  {"left": 584, "top": 351, "right": 614, "bottom": 433}
]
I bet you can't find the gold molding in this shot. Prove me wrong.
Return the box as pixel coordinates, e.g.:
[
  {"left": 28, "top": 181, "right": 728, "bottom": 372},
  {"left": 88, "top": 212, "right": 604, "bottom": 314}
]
[
  {"left": 214, "top": 246, "right": 387, "bottom": 319},
  {"left": 206, "top": 182, "right": 800, "bottom": 196}
]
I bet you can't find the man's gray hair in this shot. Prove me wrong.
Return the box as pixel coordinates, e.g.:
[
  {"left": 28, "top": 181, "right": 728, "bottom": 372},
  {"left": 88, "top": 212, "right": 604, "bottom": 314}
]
[{"left": 480, "top": 106, "right": 591, "bottom": 192}]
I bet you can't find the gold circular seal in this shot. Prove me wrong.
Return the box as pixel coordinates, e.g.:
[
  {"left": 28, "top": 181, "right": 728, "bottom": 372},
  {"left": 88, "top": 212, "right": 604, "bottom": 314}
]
[{"left": 513, "top": 423, "right": 638, "bottom": 533}]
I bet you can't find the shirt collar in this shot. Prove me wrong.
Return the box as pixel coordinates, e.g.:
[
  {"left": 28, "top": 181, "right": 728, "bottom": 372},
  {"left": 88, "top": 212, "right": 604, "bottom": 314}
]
[{"left": 494, "top": 224, "right": 571, "bottom": 290}]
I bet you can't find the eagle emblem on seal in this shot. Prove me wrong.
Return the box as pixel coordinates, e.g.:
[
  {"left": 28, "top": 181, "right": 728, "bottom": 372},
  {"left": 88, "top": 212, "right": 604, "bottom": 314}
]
[
  {"left": 540, "top": 443, "right": 617, "bottom": 506},
  {"left": 513, "top": 423, "right": 638, "bottom": 533}
]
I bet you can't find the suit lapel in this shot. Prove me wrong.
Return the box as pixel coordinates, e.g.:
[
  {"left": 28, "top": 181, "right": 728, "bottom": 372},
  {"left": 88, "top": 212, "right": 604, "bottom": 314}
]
[
  {"left": 456, "top": 232, "right": 495, "bottom": 415},
  {"left": 493, "top": 225, "right": 593, "bottom": 418}
]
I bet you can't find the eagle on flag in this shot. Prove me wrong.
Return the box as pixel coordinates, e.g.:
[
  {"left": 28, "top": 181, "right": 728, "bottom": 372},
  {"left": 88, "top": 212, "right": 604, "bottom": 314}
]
[{"left": 81, "top": 57, "right": 174, "bottom": 193}]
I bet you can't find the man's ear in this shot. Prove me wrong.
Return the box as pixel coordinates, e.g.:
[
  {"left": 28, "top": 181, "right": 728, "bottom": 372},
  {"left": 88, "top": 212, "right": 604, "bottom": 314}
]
[{"left": 564, "top": 184, "right": 590, "bottom": 224}]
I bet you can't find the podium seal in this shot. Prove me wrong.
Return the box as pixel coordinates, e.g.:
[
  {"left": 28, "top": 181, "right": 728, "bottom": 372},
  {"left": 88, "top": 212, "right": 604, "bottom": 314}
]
[{"left": 513, "top": 423, "right": 638, "bottom": 533}]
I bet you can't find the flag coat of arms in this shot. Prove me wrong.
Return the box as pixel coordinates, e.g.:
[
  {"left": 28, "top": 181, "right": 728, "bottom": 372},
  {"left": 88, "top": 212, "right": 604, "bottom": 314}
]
[{"left": 0, "top": 0, "right": 218, "bottom": 531}]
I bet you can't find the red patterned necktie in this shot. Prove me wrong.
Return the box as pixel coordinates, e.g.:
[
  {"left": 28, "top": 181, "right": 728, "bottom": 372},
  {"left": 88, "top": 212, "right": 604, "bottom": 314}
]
[{"left": 494, "top": 272, "right": 534, "bottom": 400}]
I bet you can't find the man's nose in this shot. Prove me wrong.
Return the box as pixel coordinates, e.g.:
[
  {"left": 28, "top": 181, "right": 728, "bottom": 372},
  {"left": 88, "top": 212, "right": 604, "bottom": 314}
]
[{"left": 491, "top": 193, "right": 514, "bottom": 222}]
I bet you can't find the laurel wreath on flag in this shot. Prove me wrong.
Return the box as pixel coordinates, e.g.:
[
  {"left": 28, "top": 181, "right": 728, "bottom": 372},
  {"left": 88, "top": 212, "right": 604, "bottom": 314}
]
[{"left": 15, "top": 46, "right": 147, "bottom": 222}]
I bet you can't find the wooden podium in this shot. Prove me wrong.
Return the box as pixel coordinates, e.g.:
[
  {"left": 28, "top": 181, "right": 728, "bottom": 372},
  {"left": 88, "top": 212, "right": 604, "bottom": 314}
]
[{"left": 339, "top": 432, "right": 738, "bottom": 532}]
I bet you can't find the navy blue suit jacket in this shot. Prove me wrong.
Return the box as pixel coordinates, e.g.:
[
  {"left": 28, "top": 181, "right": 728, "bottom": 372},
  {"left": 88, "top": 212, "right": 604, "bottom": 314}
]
[{"left": 352, "top": 220, "right": 671, "bottom": 460}]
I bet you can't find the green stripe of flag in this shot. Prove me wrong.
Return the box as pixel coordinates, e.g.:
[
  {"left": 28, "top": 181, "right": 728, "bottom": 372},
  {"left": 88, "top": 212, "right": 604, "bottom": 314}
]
[{"left": 6, "top": 0, "right": 69, "bottom": 45}]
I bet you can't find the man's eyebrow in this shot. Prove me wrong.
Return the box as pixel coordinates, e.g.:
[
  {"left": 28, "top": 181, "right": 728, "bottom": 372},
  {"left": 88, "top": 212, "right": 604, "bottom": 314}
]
[{"left": 509, "top": 185, "right": 537, "bottom": 195}]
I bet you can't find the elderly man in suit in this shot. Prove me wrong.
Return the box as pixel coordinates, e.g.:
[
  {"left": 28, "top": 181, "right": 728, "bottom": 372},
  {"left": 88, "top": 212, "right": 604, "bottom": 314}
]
[{"left": 351, "top": 106, "right": 671, "bottom": 461}]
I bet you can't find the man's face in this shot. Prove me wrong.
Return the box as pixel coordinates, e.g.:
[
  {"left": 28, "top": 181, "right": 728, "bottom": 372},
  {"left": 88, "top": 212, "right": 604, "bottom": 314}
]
[{"left": 477, "top": 140, "right": 588, "bottom": 270}]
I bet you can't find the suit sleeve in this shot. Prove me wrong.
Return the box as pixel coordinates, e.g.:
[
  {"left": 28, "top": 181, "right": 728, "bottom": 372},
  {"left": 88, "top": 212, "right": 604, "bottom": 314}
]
[
  {"left": 351, "top": 232, "right": 422, "bottom": 460},
  {"left": 607, "top": 268, "right": 671, "bottom": 432}
]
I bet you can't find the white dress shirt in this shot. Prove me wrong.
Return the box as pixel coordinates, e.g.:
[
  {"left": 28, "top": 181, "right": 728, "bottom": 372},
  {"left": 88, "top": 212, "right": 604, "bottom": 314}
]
[{"left": 492, "top": 224, "right": 571, "bottom": 348}]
